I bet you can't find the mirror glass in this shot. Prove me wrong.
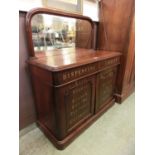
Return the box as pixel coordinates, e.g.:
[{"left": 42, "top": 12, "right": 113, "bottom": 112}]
[{"left": 31, "top": 14, "right": 92, "bottom": 52}]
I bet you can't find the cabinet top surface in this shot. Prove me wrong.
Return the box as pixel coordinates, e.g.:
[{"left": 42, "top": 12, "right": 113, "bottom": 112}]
[{"left": 28, "top": 48, "right": 121, "bottom": 71}]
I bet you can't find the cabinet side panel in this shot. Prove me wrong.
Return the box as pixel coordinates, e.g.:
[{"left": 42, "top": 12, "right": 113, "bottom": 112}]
[{"left": 30, "top": 65, "right": 57, "bottom": 136}]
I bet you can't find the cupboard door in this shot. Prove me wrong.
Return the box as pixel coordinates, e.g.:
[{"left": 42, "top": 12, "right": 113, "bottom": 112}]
[
  {"left": 54, "top": 76, "right": 95, "bottom": 138},
  {"left": 95, "top": 67, "right": 117, "bottom": 112}
]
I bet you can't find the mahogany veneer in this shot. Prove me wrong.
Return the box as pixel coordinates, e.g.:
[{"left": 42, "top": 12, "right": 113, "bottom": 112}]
[
  {"left": 28, "top": 48, "right": 121, "bottom": 149},
  {"left": 25, "top": 7, "right": 121, "bottom": 149}
]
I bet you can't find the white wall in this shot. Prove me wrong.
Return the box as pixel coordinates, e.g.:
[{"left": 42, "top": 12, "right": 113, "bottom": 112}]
[
  {"left": 18, "top": 0, "right": 99, "bottom": 21},
  {"left": 83, "top": 0, "right": 99, "bottom": 21},
  {"left": 18, "top": 0, "right": 42, "bottom": 11}
]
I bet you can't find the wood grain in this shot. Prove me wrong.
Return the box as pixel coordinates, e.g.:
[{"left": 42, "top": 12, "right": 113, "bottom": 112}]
[
  {"left": 97, "top": 0, "right": 135, "bottom": 102},
  {"left": 28, "top": 48, "right": 121, "bottom": 148},
  {"left": 19, "top": 11, "right": 36, "bottom": 130}
]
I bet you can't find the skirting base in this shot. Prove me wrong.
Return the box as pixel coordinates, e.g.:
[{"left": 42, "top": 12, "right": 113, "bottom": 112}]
[
  {"left": 37, "top": 99, "right": 115, "bottom": 150},
  {"left": 115, "top": 87, "right": 134, "bottom": 103}
]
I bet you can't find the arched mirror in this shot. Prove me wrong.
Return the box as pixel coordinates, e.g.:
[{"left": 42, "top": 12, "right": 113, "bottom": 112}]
[{"left": 26, "top": 8, "right": 94, "bottom": 57}]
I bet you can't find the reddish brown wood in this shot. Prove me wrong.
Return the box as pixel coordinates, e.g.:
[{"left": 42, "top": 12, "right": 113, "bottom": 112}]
[
  {"left": 97, "top": 0, "right": 134, "bottom": 51},
  {"left": 19, "top": 8, "right": 96, "bottom": 129},
  {"left": 28, "top": 48, "right": 121, "bottom": 149},
  {"left": 28, "top": 48, "right": 121, "bottom": 71},
  {"left": 97, "top": 0, "right": 135, "bottom": 103},
  {"left": 95, "top": 67, "right": 117, "bottom": 112},
  {"left": 19, "top": 11, "right": 36, "bottom": 130},
  {"left": 76, "top": 20, "right": 92, "bottom": 48},
  {"left": 25, "top": 7, "right": 121, "bottom": 149},
  {"left": 115, "top": 13, "right": 135, "bottom": 103}
]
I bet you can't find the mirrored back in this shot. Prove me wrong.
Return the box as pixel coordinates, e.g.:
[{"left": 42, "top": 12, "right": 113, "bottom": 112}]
[{"left": 26, "top": 8, "right": 94, "bottom": 57}]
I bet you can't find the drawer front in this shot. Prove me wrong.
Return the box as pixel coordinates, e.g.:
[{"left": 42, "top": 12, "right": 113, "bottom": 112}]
[
  {"left": 53, "top": 63, "right": 97, "bottom": 85},
  {"left": 98, "top": 57, "right": 120, "bottom": 70},
  {"left": 53, "top": 57, "right": 120, "bottom": 86},
  {"left": 95, "top": 67, "right": 117, "bottom": 112},
  {"left": 54, "top": 75, "right": 95, "bottom": 137}
]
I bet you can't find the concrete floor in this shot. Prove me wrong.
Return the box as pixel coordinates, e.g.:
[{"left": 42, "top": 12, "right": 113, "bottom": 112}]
[{"left": 19, "top": 93, "right": 135, "bottom": 155}]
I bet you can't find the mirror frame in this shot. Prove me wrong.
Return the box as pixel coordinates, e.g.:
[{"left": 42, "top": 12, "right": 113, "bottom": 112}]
[{"left": 26, "top": 7, "right": 94, "bottom": 57}]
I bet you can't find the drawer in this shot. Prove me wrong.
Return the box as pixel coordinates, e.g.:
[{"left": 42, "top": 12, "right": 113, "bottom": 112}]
[
  {"left": 53, "top": 57, "right": 120, "bottom": 86},
  {"left": 98, "top": 57, "right": 120, "bottom": 70},
  {"left": 53, "top": 63, "right": 97, "bottom": 85}
]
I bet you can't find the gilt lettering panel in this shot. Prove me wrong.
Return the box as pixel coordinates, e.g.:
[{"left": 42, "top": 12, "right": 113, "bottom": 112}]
[
  {"left": 53, "top": 57, "right": 120, "bottom": 85},
  {"left": 53, "top": 63, "right": 97, "bottom": 85}
]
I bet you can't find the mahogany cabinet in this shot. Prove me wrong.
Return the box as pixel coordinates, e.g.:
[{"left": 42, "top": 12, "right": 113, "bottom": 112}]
[
  {"left": 28, "top": 49, "right": 121, "bottom": 149},
  {"left": 25, "top": 8, "right": 121, "bottom": 149}
]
